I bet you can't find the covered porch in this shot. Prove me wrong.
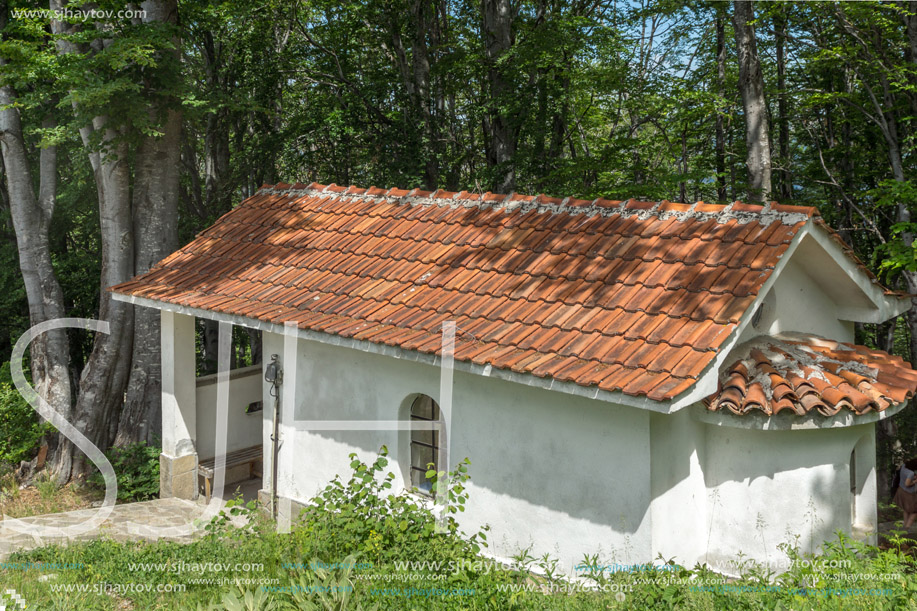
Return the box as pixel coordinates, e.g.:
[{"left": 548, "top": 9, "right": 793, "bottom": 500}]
[{"left": 159, "top": 310, "right": 266, "bottom": 504}]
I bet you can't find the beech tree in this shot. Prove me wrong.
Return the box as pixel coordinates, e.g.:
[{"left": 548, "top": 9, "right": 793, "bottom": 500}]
[
  {"left": 44, "top": 0, "right": 182, "bottom": 474},
  {"left": 483, "top": 0, "right": 516, "bottom": 193},
  {"left": 732, "top": 0, "right": 772, "bottom": 202},
  {"left": 0, "top": 2, "right": 72, "bottom": 478},
  {"left": 115, "top": 0, "right": 182, "bottom": 447}
]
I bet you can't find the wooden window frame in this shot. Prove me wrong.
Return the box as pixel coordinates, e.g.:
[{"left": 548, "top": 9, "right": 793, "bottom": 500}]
[{"left": 409, "top": 395, "right": 440, "bottom": 496}]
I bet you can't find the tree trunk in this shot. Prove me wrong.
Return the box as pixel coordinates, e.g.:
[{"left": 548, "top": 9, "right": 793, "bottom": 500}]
[
  {"left": 775, "top": 7, "right": 791, "bottom": 201},
  {"left": 203, "top": 113, "right": 230, "bottom": 212},
  {"left": 482, "top": 0, "right": 515, "bottom": 192},
  {"left": 116, "top": 111, "right": 181, "bottom": 445},
  {"left": 382, "top": 0, "right": 440, "bottom": 191},
  {"left": 679, "top": 125, "right": 688, "bottom": 203},
  {"left": 202, "top": 318, "right": 219, "bottom": 374},
  {"left": 246, "top": 328, "right": 262, "bottom": 365},
  {"left": 412, "top": 0, "right": 439, "bottom": 190},
  {"left": 715, "top": 8, "right": 727, "bottom": 202},
  {"left": 116, "top": 0, "right": 182, "bottom": 446},
  {"left": 732, "top": 0, "right": 772, "bottom": 203},
  {"left": 68, "top": 126, "right": 135, "bottom": 477},
  {"left": 201, "top": 30, "right": 232, "bottom": 214},
  {"left": 0, "top": 80, "right": 72, "bottom": 480},
  {"left": 48, "top": 1, "right": 136, "bottom": 477}
]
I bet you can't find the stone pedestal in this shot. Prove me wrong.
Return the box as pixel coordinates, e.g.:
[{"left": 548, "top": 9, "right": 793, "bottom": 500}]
[{"left": 160, "top": 453, "right": 199, "bottom": 500}]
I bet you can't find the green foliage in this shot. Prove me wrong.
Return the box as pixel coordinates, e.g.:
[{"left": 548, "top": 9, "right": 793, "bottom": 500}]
[
  {"left": 0, "top": 382, "right": 44, "bottom": 466},
  {"left": 872, "top": 180, "right": 917, "bottom": 273},
  {"left": 294, "top": 447, "right": 487, "bottom": 567},
  {"left": 210, "top": 586, "right": 281, "bottom": 611},
  {"left": 0, "top": 222, "right": 29, "bottom": 360},
  {"left": 283, "top": 554, "right": 367, "bottom": 611},
  {"left": 0, "top": 362, "right": 48, "bottom": 466},
  {"left": 87, "top": 442, "right": 160, "bottom": 502}
]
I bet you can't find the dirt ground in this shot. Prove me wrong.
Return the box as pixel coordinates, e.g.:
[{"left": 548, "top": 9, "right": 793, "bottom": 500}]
[{"left": 0, "top": 479, "right": 103, "bottom": 519}]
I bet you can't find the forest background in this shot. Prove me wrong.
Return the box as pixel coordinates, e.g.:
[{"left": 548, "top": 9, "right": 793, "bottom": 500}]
[{"left": 0, "top": 0, "right": 915, "bottom": 498}]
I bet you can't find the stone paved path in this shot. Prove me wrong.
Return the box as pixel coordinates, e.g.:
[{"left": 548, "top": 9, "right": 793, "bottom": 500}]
[
  {"left": 0, "top": 477, "right": 264, "bottom": 559},
  {"left": 0, "top": 498, "right": 206, "bottom": 559}
]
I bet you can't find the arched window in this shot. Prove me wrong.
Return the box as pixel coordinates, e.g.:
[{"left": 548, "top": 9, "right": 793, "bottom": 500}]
[{"left": 410, "top": 395, "right": 440, "bottom": 495}]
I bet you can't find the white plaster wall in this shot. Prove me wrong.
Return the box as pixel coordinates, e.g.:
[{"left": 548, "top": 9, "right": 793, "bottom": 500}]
[
  {"left": 449, "top": 367, "right": 652, "bottom": 571},
  {"left": 701, "top": 421, "right": 875, "bottom": 572},
  {"left": 650, "top": 409, "right": 707, "bottom": 568},
  {"left": 261, "top": 331, "right": 653, "bottom": 572},
  {"left": 738, "top": 257, "right": 855, "bottom": 345},
  {"left": 256, "top": 329, "right": 877, "bottom": 574},
  {"left": 195, "top": 365, "right": 264, "bottom": 459}
]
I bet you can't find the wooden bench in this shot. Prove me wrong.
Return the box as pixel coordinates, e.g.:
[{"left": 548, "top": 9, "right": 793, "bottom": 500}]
[{"left": 198, "top": 445, "right": 262, "bottom": 501}]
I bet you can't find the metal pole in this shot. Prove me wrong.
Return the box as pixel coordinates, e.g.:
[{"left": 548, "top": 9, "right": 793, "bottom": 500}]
[{"left": 271, "top": 386, "right": 280, "bottom": 519}]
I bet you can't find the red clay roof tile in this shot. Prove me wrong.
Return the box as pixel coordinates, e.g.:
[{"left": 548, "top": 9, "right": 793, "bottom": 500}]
[
  {"left": 110, "top": 182, "right": 872, "bottom": 404},
  {"left": 707, "top": 334, "right": 917, "bottom": 416}
]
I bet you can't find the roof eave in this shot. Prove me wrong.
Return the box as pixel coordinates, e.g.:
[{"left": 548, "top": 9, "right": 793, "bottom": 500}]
[
  {"left": 110, "top": 290, "right": 680, "bottom": 414},
  {"left": 809, "top": 220, "right": 912, "bottom": 323},
  {"left": 690, "top": 398, "right": 908, "bottom": 431}
]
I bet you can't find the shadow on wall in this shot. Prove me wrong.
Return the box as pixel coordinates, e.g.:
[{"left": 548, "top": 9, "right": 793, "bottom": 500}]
[
  {"left": 275, "top": 329, "right": 865, "bottom": 570},
  {"left": 284, "top": 339, "right": 651, "bottom": 537},
  {"left": 701, "top": 423, "right": 863, "bottom": 568}
]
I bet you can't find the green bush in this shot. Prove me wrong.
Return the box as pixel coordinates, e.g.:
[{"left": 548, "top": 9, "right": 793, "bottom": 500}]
[
  {"left": 293, "top": 447, "right": 486, "bottom": 567},
  {"left": 0, "top": 362, "right": 48, "bottom": 466},
  {"left": 88, "top": 441, "right": 161, "bottom": 502}
]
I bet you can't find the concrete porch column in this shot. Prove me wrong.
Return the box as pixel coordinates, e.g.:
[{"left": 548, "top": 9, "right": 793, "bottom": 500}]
[
  {"left": 852, "top": 427, "right": 877, "bottom": 544},
  {"left": 160, "top": 310, "right": 198, "bottom": 500}
]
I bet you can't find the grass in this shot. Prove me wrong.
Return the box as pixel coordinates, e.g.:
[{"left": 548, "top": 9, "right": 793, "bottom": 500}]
[
  {"left": 0, "top": 452, "right": 915, "bottom": 610},
  {"left": 1, "top": 509, "right": 915, "bottom": 610}
]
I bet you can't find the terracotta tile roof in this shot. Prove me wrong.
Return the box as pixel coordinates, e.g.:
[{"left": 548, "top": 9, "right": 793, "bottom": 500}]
[
  {"left": 111, "top": 183, "right": 820, "bottom": 401},
  {"left": 706, "top": 333, "right": 917, "bottom": 416}
]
